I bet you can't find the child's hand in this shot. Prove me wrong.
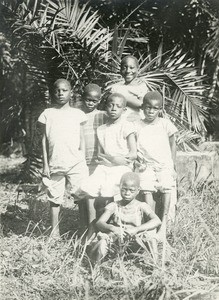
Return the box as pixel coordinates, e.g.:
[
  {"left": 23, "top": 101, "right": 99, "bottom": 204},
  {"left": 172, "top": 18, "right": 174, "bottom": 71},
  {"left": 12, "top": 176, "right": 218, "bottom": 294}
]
[
  {"left": 125, "top": 227, "right": 138, "bottom": 237},
  {"left": 134, "top": 160, "right": 147, "bottom": 172},
  {"left": 111, "top": 155, "right": 132, "bottom": 166},
  {"left": 111, "top": 227, "right": 127, "bottom": 239},
  {"left": 96, "top": 154, "right": 112, "bottom": 166}
]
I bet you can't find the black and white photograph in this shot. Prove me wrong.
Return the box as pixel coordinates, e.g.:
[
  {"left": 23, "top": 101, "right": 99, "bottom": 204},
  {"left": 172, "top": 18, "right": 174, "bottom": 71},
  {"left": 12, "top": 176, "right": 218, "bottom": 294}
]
[{"left": 0, "top": 0, "right": 219, "bottom": 299}]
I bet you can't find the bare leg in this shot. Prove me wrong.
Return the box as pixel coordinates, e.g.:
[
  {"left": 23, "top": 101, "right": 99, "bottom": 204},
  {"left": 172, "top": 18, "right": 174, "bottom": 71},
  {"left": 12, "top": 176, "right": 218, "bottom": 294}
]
[
  {"left": 148, "top": 239, "right": 158, "bottom": 263},
  {"left": 157, "top": 192, "right": 171, "bottom": 241},
  {"left": 143, "top": 192, "right": 156, "bottom": 211},
  {"left": 50, "top": 202, "right": 60, "bottom": 238},
  {"left": 95, "top": 197, "right": 114, "bottom": 219},
  {"left": 78, "top": 200, "right": 88, "bottom": 235},
  {"left": 86, "top": 198, "right": 96, "bottom": 224},
  {"left": 88, "top": 239, "right": 108, "bottom": 263}
]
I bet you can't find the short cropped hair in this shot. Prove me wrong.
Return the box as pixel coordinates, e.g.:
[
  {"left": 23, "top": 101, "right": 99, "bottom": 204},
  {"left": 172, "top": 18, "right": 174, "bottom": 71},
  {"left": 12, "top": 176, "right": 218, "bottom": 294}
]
[
  {"left": 53, "top": 78, "right": 71, "bottom": 90},
  {"left": 83, "top": 83, "right": 101, "bottom": 97},
  {"left": 107, "top": 93, "right": 127, "bottom": 107},
  {"left": 121, "top": 55, "right": 139, "bottom": 69},
  {"left": 143, "top": 91, "right": 163, "bottom": 106},
  {"left": 120, "top": 172, "right": 140, "bottom": 187}
]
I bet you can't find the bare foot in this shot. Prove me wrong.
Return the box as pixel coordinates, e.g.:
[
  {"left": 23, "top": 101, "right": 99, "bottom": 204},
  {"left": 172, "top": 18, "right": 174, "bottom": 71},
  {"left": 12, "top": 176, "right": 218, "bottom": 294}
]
[{"left": 50, "top": 228, "right": 61, "bottom": 240}]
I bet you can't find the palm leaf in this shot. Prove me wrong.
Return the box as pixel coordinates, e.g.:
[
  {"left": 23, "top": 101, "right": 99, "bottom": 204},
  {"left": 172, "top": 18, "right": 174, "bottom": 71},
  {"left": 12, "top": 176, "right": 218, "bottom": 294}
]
[{"left": 105, "top": 45, "right": 209, "bottom": 147}]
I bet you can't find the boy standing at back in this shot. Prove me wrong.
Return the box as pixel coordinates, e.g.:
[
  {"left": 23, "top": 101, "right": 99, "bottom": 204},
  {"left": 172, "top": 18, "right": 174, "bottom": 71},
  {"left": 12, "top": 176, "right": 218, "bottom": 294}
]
[
  {"left": 136, "top": 91, "right": 178, "bottom": 241},
  {"left": 109, "top": 55, "right": 148, "bottom": 122},
  {"left": 38, "top": 79, "right": 88, "bottom": 238},
  {"left": 79, "top": 84, "right": 107, "bottom": 226}
]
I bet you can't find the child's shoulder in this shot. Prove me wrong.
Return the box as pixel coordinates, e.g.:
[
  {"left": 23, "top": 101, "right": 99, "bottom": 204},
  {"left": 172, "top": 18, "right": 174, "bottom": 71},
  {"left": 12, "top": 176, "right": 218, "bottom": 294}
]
[
  {"left": 137, "top": 200, "right": 154, "bottom": 213},
  {"left": 157, "top": 117, "right": 178, "bottom": 132},
  {"left": 105, "top": 201, "right": 117, "bottom": 212}
]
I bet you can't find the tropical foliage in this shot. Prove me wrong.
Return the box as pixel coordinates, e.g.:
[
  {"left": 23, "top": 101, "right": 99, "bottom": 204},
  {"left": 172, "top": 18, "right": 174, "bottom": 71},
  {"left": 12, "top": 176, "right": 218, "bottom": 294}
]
[{"left": 0, "top": 0, "right": 219, "bottom": 178}]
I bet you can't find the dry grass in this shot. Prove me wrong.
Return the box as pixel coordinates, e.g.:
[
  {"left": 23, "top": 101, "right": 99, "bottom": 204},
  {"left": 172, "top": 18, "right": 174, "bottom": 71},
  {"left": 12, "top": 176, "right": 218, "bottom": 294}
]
[{"left": 0, "top": 158, "right": 219, "bottom": 300}]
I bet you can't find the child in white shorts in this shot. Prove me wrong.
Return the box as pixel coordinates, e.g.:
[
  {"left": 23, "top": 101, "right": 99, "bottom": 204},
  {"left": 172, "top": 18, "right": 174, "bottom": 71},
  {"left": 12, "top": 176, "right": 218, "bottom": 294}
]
[
  {"left": 38, "top": 79, "right": 88, "bottom": 238},
  {"left": 136, "top": 91, "right": 178, "bottom": 241},
  {"left": 76, "top": 92, "right": 137, "bottom": 217}
]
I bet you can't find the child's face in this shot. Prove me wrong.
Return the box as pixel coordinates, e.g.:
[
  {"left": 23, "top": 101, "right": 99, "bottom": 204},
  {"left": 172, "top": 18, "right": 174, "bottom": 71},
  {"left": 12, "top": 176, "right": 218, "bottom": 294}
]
[
  {"left": 53, "top": 82, "right": 72, "bottom": 106},
  {"left": 143, "top": 99, "right": 161, "bottom": 122},
  {"left": 106, "top": 96, "right": 126, "bottom": 120},
  {"left": 83, "top": 90, "right": 100, "bottom": 112},
  {"left": 120, "top": 179, "right": 140, "bottom": 202},
  {"left": 121, "top": 58, "right": 138, "bottom": 84}
]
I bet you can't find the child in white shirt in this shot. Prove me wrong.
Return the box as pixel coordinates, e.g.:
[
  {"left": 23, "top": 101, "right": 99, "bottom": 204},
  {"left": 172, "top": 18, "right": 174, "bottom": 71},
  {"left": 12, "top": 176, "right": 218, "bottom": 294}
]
[
  {"left": 38, "top": 79, "right": 88, "bottom": 238},
  {"left": 136, "top": 91, "right": 178, "bottom": 241},
  {"left": 76, "top": 92, "right": 137, "bottom": 217}
]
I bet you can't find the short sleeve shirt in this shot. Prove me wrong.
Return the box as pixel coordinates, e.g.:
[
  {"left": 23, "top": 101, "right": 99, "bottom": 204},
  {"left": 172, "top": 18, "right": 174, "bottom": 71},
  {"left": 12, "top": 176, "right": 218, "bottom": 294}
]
[
  {"left": 137, "top": 117, "right": 178, "bottom": 169},
  {"left": 38, "top": 107, "right": 87, "bottom": 172},
  {"left": 97, "top": 119, "right": 135, "bottom": 157},
  {"left": 105, "top": 200, "right": 154, "bottom": 229}
]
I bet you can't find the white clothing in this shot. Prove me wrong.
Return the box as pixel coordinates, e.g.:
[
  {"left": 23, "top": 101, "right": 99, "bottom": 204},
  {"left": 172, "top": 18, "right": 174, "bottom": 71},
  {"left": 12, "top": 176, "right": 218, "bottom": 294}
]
[
  {"left": 80, "top": 165, "right": 131, "bottom": 197},
  {"left": 97, "top": 118, "right": 135, "bottom": 157},
  {"left": 38, "top": 107, "right": 87, "bottom": 173},
  {"left": 136, "top": 117, "right": 177, "bottom": 192},
  {"left": 137, "top": 117, "right": 177, "bottom": 170},
  {"left": 79, "top": 118, "right": 136, "bottom": 197},
  {"left": 44, "top": 161, "right": 88, "bottom": 205},
  {"left": 110, "top": 79, "right": 148, "bottom": 121}
]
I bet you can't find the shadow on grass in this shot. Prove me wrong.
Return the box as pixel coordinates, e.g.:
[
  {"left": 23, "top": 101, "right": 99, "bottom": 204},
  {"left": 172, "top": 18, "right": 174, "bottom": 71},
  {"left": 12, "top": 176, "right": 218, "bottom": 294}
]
[
  {"left": 1, "top": 199, "right": 80, "bottom": 238},
  {"left": 0, "top": 155, "right": 81, "bottom": 238}
]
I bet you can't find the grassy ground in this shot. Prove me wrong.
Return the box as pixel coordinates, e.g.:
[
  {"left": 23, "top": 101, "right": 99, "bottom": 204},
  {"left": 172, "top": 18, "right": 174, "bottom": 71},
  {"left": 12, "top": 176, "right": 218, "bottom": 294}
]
[{"left": 0, "top": 156, "right": 219, "bottom": 300}]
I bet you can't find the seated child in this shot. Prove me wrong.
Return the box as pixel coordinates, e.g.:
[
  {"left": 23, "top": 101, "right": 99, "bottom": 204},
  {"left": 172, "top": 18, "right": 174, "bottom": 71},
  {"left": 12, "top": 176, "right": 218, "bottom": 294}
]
[
  {"left": 38, "top": 79, "right": 88, "bottom": 238},
  {"left": 135, "top": 91, "right": 178, "bottom": 241},
  {"left": 79, "top": 83, "right": 107, "bottom": 226},
  {"left": 76, "top": 92, "right": 137, "bottom": 217},
  {"left": 109, "top": 55, "right": 148, "bottom": 122},
  {"left": 87, "top": 172, "right": 161, "bottom": 262}
]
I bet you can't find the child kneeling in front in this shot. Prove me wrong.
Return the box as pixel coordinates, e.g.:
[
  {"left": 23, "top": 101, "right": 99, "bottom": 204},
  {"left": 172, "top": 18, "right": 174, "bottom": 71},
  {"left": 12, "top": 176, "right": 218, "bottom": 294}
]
[{"left": 87, "top": 172, "right": 161, "bottom": 263}]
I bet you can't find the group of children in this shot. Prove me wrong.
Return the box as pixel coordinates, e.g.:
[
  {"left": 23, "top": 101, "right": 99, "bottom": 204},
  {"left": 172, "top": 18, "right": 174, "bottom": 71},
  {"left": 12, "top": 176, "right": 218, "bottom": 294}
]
[{"left": 38, "top": 55, "right": 177, "bottom": 261}]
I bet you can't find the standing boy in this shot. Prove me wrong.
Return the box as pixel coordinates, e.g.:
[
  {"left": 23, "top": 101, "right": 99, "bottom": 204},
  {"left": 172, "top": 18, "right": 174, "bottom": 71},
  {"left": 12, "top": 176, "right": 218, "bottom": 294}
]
[
  {"left": 110, "top": 55, "right": 148, "bottom": 122},
  {"left": 38, "top": 79, "right": 88, "bottom": 238},
  {"left": 136, "top": 91, "right": 178, "bottom": 241},
  {"left": 79, "top": 84, "right": 107, "bottom": 226}
]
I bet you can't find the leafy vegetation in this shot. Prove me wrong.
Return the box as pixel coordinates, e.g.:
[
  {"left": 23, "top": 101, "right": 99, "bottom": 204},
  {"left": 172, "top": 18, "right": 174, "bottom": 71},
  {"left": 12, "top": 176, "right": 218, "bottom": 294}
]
[{"left": 0, "top": 0, "right": 218, "bottom": 177}]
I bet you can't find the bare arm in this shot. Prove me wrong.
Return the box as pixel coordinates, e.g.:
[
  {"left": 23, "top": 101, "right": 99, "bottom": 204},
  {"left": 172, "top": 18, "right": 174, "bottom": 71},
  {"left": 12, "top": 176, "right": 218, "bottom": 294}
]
[
  {"left": 96, "top": 208, "right": 118, "bottom": 234},
  {"left": 126, "top": 132, "right": 137, "bottom": 160},
  {"left": 99, "top": 132, "right": 137, "bottom": 166},
  {"left": 126, "top": 95, "right": 143, "bottom": 109},
  {"left": 125, "top": 204, "right": 161, "bottom": 236},
  {"left": 169, "top": 134, "right": 177, "bottom": 169},
  {"left": 135, "top": 208, "right": 161, "bottom": 234},
  {"left": 40, "top": 123, "right": 50, "bottom": 178}
]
